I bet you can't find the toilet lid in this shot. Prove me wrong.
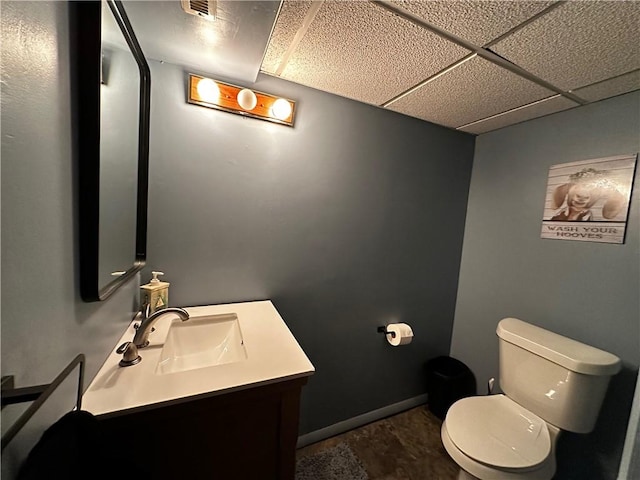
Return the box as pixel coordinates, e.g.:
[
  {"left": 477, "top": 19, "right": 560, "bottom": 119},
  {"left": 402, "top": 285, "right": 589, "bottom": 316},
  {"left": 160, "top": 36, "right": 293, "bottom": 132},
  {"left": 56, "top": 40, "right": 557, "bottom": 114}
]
[{"left": 445, "top": 394, "right": 551, "bottom": 470}]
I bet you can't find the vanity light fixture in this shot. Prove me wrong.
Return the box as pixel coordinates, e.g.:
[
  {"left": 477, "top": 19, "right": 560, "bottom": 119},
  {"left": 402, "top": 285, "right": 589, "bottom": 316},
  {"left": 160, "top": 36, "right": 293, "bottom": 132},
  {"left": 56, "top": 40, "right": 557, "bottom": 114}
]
[{"left": 188, "top": 74, "right": 296, "bottom": 127}]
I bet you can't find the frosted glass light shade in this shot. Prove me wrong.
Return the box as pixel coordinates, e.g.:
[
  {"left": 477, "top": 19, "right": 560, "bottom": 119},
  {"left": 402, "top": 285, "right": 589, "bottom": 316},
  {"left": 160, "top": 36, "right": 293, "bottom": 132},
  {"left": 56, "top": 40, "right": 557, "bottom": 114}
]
[
  {"left": 237, "top": 89, "right": 257, "bottom": 110},
  {"left": 196, "top": 78, "right": 220, "bottom": 103},
  {"left": 271, "top": 98, "right": 292, "bottom": 121}
]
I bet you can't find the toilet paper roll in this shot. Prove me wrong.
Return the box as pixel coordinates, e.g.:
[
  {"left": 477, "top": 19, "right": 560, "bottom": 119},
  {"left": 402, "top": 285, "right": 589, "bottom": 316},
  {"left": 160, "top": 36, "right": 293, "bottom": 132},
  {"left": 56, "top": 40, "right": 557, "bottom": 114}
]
[{"left": 386, "top": 323, "right": 413, "bottom": 346}]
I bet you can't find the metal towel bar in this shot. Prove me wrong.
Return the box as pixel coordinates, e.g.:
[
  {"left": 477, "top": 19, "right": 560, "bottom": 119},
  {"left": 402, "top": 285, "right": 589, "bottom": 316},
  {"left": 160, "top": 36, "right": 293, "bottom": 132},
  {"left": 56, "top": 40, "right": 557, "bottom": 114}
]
[{"left": 1, "top": 353, "right": 85, "bottom": 451}]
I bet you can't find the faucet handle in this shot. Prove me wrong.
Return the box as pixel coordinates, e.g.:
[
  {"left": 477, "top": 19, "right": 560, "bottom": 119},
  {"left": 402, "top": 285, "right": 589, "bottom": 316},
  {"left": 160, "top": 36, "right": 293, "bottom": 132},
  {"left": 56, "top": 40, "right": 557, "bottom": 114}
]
[{"left": 117, "top": 342, "right": 141, "bottom": 367}]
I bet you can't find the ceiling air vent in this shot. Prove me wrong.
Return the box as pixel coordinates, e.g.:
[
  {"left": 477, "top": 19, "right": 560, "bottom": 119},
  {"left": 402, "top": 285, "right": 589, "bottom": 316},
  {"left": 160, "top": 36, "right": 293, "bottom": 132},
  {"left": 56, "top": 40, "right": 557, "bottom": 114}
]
[{"left": 181, "top": 0, "right": 217, "bottom": 21}]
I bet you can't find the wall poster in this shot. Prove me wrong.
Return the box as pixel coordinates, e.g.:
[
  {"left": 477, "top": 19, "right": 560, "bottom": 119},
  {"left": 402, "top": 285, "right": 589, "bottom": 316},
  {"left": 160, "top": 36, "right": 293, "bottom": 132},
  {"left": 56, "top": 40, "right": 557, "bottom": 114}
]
[{"left": 541, "top": 153, "right": 637, "bottom": 244}]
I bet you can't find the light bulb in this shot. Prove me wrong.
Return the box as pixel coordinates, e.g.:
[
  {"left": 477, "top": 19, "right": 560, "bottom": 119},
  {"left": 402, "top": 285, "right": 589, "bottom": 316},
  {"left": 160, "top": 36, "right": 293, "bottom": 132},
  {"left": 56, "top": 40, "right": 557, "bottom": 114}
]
[
  {"left": 237, "top": 89, "right": 257, "bottom": 111},
  {"left": 271, "top": 98, "right": 292, "bottom": 121},
  {"left": 196, "top": 78, "right": 220, "bottom": 103}
]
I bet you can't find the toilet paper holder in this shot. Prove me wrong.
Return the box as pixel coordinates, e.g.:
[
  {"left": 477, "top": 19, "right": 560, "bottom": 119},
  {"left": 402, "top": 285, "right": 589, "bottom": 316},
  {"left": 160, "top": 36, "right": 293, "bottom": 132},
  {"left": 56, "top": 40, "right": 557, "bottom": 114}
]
[{"left": 377, "top": 326, "right": 396, "bottom": 338}]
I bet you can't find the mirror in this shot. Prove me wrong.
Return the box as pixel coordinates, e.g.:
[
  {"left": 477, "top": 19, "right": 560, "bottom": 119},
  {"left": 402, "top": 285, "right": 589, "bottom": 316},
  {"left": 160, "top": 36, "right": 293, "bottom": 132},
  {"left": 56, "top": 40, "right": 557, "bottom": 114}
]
[{"left": 72, "top": 1, "right": 150, "bottom": 301}]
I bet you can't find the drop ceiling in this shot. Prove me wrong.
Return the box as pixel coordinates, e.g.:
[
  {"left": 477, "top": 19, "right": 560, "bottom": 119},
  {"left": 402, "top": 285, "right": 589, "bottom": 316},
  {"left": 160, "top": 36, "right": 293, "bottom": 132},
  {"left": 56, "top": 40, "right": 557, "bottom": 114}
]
[
  {"left": 262, "top": 0, "right": 640, "bottom": 134},
  {"left": 124, "top": 1, "right": 640, "bottom": 135}
]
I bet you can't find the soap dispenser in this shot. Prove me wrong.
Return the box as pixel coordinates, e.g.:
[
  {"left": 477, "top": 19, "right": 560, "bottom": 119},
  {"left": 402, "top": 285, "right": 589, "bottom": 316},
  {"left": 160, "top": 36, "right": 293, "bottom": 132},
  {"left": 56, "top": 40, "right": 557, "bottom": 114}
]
[{"left": 140, "top": 271, "right": 170, "bottom": 315}]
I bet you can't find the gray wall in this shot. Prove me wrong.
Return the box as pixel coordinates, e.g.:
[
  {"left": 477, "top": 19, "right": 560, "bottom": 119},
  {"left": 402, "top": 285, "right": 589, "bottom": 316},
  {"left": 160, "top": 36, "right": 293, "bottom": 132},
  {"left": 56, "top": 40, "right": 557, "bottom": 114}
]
[
  {"left": 8, "top": 2, "right": 636, "bottom": 478},
  {"left": 145, "top": 61, "right": 475, "bottom": 433},
  {"left": 451, "top": 91, "right": 640, "bottom": 480},
  {"left": 1, "top": 2, "right": 138, "bottom": 476}
]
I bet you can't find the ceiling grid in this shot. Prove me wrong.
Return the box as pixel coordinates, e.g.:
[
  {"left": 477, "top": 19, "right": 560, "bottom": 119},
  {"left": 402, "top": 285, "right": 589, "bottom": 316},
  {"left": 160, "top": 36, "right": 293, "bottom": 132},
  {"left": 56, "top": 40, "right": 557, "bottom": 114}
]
[
  {"left": 261, "top": 0, "right": 640, "bottom": 134},
  {"left": 386, "top": 56, "right": 557, "bottom": 128}
]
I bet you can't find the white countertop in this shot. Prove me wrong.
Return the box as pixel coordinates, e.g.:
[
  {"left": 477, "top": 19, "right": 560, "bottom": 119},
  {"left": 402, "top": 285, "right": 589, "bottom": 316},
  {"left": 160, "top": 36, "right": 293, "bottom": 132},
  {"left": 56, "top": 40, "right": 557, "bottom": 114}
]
[{"left": 83, "top": 300, "right": 314, "bottom": 417}]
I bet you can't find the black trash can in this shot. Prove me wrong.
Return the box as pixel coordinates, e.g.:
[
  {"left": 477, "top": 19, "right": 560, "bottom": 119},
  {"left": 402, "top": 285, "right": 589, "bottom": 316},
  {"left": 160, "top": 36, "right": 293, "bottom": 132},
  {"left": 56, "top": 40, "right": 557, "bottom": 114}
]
[{"left": 426, "top": 356, "right": 476, "bottom": 420}]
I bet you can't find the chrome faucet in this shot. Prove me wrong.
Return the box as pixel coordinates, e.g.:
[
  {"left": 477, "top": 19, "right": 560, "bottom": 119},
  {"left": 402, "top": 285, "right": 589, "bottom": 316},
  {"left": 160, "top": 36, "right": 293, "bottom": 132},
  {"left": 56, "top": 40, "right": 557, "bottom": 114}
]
[{"left": 132, "top": 307, "right": 190, "bottom": 348}]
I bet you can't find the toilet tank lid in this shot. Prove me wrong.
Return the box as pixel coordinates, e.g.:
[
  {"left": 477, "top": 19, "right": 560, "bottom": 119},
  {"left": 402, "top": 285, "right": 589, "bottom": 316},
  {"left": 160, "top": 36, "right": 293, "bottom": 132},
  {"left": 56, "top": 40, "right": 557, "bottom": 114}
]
[{"left": 497, "top": 318, "right": 621, "bottom": 376}]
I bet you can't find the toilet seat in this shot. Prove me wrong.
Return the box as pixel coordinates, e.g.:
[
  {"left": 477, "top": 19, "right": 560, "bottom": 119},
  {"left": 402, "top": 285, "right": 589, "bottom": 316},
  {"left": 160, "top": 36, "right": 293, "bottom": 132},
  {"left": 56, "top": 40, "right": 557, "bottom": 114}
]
[{"left": 445, "top": 395, "right": 551, "bottom": 470}]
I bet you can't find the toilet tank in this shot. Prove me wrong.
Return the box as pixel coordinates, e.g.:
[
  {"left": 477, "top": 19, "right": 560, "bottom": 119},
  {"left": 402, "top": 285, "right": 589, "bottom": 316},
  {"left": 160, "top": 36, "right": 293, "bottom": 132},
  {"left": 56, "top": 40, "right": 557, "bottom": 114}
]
[{"left": 496, "top": 318, "right": 621, "bottom": 433}]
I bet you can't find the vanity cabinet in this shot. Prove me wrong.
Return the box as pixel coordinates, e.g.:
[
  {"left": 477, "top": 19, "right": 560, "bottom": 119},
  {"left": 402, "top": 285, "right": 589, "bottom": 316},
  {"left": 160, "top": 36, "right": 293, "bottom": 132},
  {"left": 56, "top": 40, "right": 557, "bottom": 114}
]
[
  {"left": 99, "top": 376, "right": 307, "bottom": 480},
  {"left": 84, "top": 301, "right": 315, "bottom": 478}
]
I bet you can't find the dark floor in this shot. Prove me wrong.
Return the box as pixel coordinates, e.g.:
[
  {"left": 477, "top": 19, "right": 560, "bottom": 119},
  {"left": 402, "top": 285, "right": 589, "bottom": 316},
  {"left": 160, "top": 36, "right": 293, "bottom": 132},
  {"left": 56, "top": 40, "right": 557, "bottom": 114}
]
[{"left": 296, "top": 405, "right": 460, "bottom": 480}]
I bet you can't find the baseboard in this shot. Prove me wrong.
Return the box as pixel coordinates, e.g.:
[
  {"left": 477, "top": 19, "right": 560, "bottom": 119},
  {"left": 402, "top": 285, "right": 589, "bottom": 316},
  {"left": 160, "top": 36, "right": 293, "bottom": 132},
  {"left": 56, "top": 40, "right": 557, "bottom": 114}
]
[{"left": 296, "top": 394, "right": 428, "bottom": 448}]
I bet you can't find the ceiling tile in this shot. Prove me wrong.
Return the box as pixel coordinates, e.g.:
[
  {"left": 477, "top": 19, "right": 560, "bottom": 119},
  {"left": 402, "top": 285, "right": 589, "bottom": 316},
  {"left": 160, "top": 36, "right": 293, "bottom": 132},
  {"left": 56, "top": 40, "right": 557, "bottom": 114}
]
[
  {"left": 274, "top": 1, "right": 470, "bottom": 106},
  {"left": 391, "top": 0, "right": 555, "bottom": 46},
  {"left": 387, "top": 56, "right": 554, "bottom": 128},
  {"left": 491, "top": 1, "right": 640, "bottom": 91},
  {"left": 572, "top": 70, "right": 640, "bottom": 103},
  {"left": 261, "top": 1, "right": 314, "bottom": 75},
  {"left": 458, "top": 95, "right": 578, "bottom": 135}
]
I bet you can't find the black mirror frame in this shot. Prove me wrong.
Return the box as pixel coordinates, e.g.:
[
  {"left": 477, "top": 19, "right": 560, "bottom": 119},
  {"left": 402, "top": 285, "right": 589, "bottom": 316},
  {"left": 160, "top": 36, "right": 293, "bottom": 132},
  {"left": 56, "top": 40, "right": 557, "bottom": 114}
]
[{"left": 71, "top": 1, "right": 150, "bottom": 302}]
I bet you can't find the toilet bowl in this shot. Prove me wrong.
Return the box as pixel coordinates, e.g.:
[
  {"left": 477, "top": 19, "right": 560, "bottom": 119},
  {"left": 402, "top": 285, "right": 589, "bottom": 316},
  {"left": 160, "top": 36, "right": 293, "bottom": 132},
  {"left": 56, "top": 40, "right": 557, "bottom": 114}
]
[
  {"left": 441, "top": 395, "right": 558, "bottom": 480},
  {"left": 439, "top": 318, "right": 621, "bottom": 480}
]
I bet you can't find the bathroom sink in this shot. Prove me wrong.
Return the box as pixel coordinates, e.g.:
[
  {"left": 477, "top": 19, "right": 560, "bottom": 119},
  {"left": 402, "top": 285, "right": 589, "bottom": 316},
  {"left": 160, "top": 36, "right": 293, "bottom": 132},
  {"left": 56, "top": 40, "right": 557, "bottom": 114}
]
[
  {"left": 156, "top": 313, "right": 247, "bottom": 374},
  {"left": 83, "top": 301, "right": 315, "bottom": 417}
]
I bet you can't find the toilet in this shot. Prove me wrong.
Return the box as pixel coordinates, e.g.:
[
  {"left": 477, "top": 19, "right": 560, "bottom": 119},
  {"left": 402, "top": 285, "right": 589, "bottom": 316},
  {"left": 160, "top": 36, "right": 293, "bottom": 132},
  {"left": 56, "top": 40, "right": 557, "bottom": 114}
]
[{"left": 441, "top": 317, "right": 621, "bottom": 480}]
